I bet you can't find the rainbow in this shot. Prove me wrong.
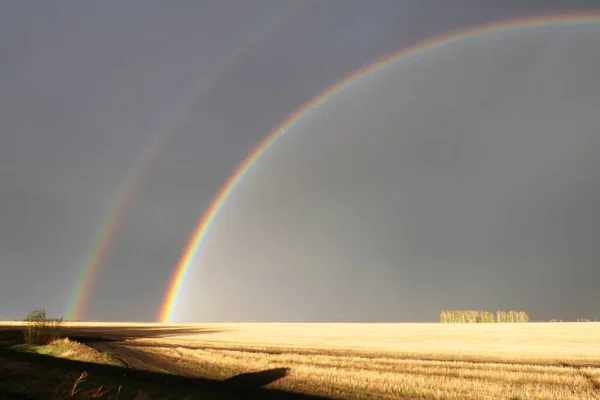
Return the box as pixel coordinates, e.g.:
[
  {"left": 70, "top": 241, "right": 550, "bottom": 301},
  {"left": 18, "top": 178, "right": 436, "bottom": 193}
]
[
  {"left": 65, "top": 2, "right": 307, "bottom": 321},
  {"left": 159, "top": 11, "right": 600, "bottom": 323},
  {"left": 66, "top": 129, "right": 166, "bottom": 321}
]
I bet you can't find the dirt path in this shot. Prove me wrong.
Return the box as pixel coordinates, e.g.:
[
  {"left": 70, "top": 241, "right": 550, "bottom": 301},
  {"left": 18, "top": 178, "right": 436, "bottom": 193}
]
[
  {"left": 77, "top": 337, "right": 202, "bottom": 378},
  {"left": 90, "top": 341, "right": 175, "bottom": 372},
  {"left": 54, "top": 325, "right": 206, "bottom": 378}
]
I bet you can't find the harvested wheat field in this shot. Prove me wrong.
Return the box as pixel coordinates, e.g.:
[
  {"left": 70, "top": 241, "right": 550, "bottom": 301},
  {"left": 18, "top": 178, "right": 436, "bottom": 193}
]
[
  {"left": 4, "top": 321, "right": 600, "bottom": 399},
  {"left": 112, "top": 322, "right": 600, "bottom": 399}
]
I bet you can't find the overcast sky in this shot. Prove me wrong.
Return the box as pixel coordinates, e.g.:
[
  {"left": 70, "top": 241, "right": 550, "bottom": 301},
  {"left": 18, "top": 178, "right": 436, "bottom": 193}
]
[{"left": 1, "top": 0, "right": 599, "bottom": 322}]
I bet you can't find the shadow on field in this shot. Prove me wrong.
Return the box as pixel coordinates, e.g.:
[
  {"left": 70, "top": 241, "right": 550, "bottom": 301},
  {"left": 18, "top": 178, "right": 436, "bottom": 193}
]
[
  {"left": 224, "top": 368, "right": 291, "bottom": 387},
  {"left": 59, "top": 325, "right": 228, "bottom": 342},
  {"left": 0, "top": 323, "right": 229, "bottom": 343},
  {"left": 0, "top": 390, "right": 35, "bottom": 400},
  {"left": 0, "top": 329, "right": 26, "bottom": 348},
  {"left": 0, "top": 329, "right": 25, "bottom": 341},
  {"left": 0, "top": 345, "right": 328, "bottom": 400}
]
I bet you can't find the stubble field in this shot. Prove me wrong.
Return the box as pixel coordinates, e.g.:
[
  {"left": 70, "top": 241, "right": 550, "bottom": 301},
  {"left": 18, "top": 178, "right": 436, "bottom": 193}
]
[{"left": 3, "top": 321, "right": 600, "bottom": 399}]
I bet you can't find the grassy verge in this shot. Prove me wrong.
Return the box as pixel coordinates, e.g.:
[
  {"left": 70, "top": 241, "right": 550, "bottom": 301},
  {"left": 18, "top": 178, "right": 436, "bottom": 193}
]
[
  {"left": 0, "top": 350, "right": 208, "bottom": 400},
  {"left": 0, "top": 342, "right": 330, "bottom": 400},
  {"left": 10, "top": 338, "right": 124, "bottom": 367}
]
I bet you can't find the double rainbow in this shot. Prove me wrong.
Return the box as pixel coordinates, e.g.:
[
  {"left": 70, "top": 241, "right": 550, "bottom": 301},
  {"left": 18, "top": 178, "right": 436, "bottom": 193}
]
[
  {"left": 159, "top": 11, "right": 600, "bottom": 323},
  {"left": 66, "top": 2, "right": 307, "bottom": 321}
]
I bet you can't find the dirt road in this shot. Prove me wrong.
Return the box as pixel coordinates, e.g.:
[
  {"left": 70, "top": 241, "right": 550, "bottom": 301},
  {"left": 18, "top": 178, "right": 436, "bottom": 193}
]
[
  {"left": 86, "top": 340, "right": 194, "bottom": 375},
  {"left": 65, "top": 327, "right": 216, "bottom": 378}
]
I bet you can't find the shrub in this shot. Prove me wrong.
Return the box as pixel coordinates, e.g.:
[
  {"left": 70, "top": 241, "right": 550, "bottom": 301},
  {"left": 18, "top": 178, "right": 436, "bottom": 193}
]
[{"left": 24, "top": 308, "right": 63, "bottom": 345}]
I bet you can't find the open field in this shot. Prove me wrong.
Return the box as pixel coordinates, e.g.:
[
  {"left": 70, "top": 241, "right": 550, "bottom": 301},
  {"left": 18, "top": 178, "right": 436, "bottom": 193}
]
[
  {"left": 0, "top": 323, "right": 326, "bottom": 400},
  {"left": 2, "top": 321, "right": 600, "bottom": 399}
]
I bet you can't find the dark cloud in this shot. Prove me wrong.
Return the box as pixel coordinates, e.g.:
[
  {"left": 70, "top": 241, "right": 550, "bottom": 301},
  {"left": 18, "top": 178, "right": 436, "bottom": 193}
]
[
  {"left": 1, "top": 0, "right": 599, "bottom": 321},
  {"left": 180, "top": 23, "right": 600, "bottom": 323}
]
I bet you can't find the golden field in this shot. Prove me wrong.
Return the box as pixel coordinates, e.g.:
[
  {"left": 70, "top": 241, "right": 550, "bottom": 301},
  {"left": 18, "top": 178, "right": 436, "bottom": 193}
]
[
  {"left": 4, "top": 321, "right": 600, "bottom": 399},
  {"left": 131, "top": 322, "right": 600, "bottom": 399}
]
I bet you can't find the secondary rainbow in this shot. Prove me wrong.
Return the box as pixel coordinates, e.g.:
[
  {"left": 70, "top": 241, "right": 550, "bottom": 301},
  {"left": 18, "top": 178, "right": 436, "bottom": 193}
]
[
  {"left": 66, "top": 129, "right": 166, "bottom": 321},
  {"left": 65, "top": 2, "right": 307, "bottom": 321},
  {"left": 159, "top": 11, "right": 600, "bottom": 323}
]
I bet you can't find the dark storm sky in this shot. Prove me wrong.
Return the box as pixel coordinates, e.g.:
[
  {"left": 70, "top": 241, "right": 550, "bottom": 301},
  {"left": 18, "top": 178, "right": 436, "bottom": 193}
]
[{"left": 1, "top": 1, "right": 599, "bottom": 322}]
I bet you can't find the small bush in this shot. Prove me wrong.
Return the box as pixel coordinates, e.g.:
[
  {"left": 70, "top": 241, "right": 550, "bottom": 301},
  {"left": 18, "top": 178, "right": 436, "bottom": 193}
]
[{"left": 24, "top": 308, "right": 63, "bottom": 345}]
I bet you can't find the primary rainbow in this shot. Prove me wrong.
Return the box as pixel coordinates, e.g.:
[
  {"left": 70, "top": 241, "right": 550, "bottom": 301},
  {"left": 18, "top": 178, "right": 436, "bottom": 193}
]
[
  {"left": 159, "top": 11, "right": 600, "bottom": 323},
  {"left": 65, "top": 2, "right": 307, "bottom": 321}
]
